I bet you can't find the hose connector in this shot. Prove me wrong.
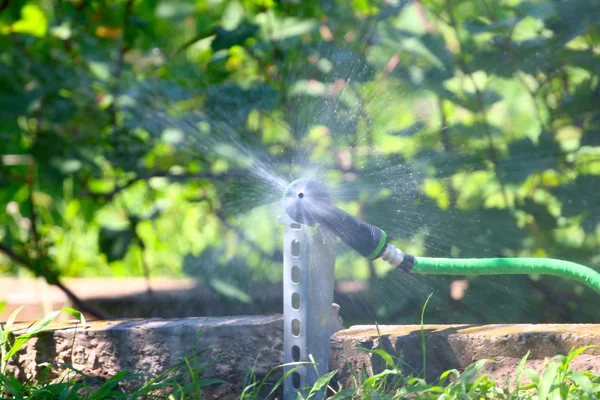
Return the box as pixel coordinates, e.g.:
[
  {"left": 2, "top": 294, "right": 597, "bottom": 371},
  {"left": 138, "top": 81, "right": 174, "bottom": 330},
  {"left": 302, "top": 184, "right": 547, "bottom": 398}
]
[
  {"left": 381, "top": 244, "right": 415, "bottom": 272},
  {"left": 381, "top": 244, "right": 404, "bottom": 267}
]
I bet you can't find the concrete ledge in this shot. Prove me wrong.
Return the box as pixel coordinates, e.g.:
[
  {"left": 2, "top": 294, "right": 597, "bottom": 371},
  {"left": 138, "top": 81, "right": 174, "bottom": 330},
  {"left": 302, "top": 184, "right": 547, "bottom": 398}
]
[
  {"left": 10, "top": 316, "right": 284, "bottom": 399},
  {"left": 8, "top": 318, "right": 600, "bottom": 398},
  {"left": 331, "top": 324, "right": 600, "bottom": 386}
]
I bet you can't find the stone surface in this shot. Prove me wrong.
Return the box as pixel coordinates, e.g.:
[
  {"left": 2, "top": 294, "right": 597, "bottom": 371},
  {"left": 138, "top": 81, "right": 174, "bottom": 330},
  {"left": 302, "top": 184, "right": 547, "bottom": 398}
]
[
  {"left": 8, "top": 318, "right": 600, "bottom": 398},
  {"left": 330, "top": 324, "right": 600, "bottom": 387},
  {"left": 9, "top": 316, "right": 285, "bottom": 399}
]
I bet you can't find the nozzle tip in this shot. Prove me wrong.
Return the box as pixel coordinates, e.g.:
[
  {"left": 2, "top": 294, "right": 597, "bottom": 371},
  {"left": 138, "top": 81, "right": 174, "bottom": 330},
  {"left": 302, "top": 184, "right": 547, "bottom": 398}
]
[{"left": 283, "top": 178, "right": 330, "bottom": 226}]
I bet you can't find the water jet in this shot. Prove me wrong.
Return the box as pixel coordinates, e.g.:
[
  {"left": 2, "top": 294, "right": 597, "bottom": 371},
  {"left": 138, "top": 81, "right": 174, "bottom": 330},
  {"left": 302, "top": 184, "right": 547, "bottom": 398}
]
[{"left": 281, "top": 177, "right": 600, "bottom": 397}]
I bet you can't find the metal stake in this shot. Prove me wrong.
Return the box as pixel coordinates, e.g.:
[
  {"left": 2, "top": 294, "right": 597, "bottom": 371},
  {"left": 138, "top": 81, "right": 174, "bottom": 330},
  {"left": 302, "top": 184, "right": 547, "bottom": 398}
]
[{"left": 279, "top": 213, "right": 336, "bottom": 399}]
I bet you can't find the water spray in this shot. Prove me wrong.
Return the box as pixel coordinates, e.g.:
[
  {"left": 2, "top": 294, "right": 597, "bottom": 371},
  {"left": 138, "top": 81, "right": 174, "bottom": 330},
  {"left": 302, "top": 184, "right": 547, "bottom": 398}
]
[
  {"left": 280, "top": 178, "right": 600, "bottom": 398},
  {"left": 284, "top": 178, "right": 600, "bottom": 294}
]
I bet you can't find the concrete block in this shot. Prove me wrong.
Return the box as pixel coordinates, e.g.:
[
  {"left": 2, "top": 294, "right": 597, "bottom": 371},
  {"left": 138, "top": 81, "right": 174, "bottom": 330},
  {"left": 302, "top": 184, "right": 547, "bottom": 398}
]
[
  {"left": 7, "top": 318, "right": 600, "bottom": 398},
  {"left": 9, "top": 316, "right": 284, "bottom": 399},
  {"left": 331, "top": 324, "right": 600, "bottom": 387}
]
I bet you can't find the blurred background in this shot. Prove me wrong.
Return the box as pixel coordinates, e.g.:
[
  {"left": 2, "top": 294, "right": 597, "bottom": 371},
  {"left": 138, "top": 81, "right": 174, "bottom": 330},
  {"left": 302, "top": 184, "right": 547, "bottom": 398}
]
[{"left": 0, "top": 0, "right": 599, "bottom": 325}]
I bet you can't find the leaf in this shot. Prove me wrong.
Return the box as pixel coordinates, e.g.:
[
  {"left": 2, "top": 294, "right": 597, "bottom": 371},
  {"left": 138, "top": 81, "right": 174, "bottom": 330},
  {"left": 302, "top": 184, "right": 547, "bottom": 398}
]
[
  {"left": 221, "top": 1, "right": 244, "bottom": 31},
  {"left": 330, "top": 387, "right": 357, "bottom": 399},
  {"left": 198, "top": 378, "right": 227, "bottom": 387},
  {"left": 88, "top": 370, "right": 135, "bottom": 399},
  {"left": 452, "top": 122, "right": 504, "bottom": 139},
  {"left": 4, "top": 308, "right": 86, "bottom": 361},
  {"left": 88, "top": 61, "right": 111, "bottom": 82},
  {"left": 0, "top": 89, "right": 43, "bottom": 116},
  {"left": 498, "top": 134, "right": 560, "bottom": 184},
  {"left": 566, "top": 346, "right": 595, "bottom": 366},
  {"left": 447, "top": 90, "right": 503, "bottom": 113},
  {"left": 4, "top": 306, "right": 24, "bottom": 336},
  {"left": 204, "top": 83, "right": 277, "bottom": 125},
  {"left": 307, "top": 369, "right": 338, "bottom": 399},
  {"left": 0, "top": 374, "right": 24, "bottom": 397},
  {"left": 437, "top": 368, "right": 460, "bottom": 385},
  {"left": 155, "top": 1, "right": 196, "bottom": 20},
  {"left": 391, "top": 122, "right": 426, "bottom": 137},
  {"left": 421, "top": 33, "right": 454, "bottom": 68},
  {"left": 267, "top": 366, "right": 302, "bottom": 398},
  {"left": 552, "top": 175, "right": 600, "bottom": 231},
  {"left": 545, "top": 0, "right": 600, "bottom": 46},
  {"left": 514, "top": 2, "right": 556, "bottom": 20},
  {"left": 211, "top": 22, "right": 259, "bottom": 51},
  {"left": 519, "top": 198, "right": 557, "bottom": 231},
  {"left": 569, "top": 371, "right": 593, "bottom": 395},
  {"left": 464, "top": 18, "right": 521, "bottom": 36},
  {"left": 538, "top": 362, "right": 560, "bottom": 400},
  {"left": 271, "top": 18, "right": 318, "bottom": 41},
  {"left": 372, "top": 349, "right": 396, "bottom": 369},
  {"left": 209, "top": 278, "right": 252, "bottom": 304},
  {"left": 470, "top": 38, "right": 552, "bottom": 77},
  {"left": 1, "top": 3, "right": 48, "bottom": 37},
  {"left": 515, "top": 350, "right": 530, "bottom": 390},
  {"left": 456, "top": 359, "right": 488, "bottom": 383},
  {"left": 99, "top": 227, "right": 135, "bottom": 263}
]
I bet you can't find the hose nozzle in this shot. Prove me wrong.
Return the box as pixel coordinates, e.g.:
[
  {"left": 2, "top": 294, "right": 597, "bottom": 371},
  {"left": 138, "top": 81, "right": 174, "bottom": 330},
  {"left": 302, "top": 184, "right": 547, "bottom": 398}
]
[{"left": 283, "top": 179, "right": 388, "bottom": 260}]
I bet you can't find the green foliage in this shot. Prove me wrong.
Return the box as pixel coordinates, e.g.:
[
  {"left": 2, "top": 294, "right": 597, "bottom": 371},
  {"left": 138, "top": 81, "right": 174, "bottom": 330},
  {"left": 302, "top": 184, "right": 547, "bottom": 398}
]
[
  {"left": 0, "top": 306, "right": 86, "bottom": 380},
  {"left": 237, "top": 345, "right": 600, "bottom": 399},
  {"left": 1, "top": 306, "right": 600, "bottom": 399},
  {"left": 0, "top": 0, "right": 599, "bottom": 322},
  {"left": 0, "top": 307, "right": 227, "bottom": 399}
]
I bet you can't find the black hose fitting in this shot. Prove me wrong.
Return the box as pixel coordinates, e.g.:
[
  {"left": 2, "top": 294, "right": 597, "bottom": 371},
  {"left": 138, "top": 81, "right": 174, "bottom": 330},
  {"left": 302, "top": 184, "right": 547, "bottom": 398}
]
[{"left": 283, "top": 179, "right": 388, "bottom": 259}]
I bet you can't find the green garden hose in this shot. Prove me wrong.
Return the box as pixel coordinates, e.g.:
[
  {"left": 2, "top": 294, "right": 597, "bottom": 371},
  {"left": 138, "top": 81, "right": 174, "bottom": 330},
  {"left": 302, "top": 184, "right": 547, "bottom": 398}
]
[
  {"left": 283, "top": 178, "right": 600, "bottom": 294},
  {"left": 412, "top": 257, "right": 600, "bottom": 295}
]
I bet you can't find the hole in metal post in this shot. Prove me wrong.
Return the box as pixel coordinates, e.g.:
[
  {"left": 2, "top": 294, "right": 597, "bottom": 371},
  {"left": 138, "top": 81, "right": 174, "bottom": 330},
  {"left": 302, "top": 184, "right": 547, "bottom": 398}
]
[
  {"left": 292, "top": 292, "right": 300, "bottom": 310},
  {"left": 291, "top": 240, "right": 300, "bottom": 257},
  {"left": 291, "top": 223, "right": 302, "bottom": 230},
  {"left": 291, "top": 266, "right": 300, "bottom": 284},
  {"left": 292, "top": 319, "right": 300, "bottom": 336},
  {"left": 292, "top": 345, "right": 300, "bottom": 362},
  {"left": 292, "top": 372, "right": 301, "bottom": 389}
]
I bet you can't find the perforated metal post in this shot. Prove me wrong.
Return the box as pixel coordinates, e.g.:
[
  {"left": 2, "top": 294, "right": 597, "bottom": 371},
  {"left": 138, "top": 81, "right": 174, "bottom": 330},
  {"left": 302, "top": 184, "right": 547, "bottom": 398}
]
[{"left": 279, "top": 213, "right": 336, "bottom": 399}]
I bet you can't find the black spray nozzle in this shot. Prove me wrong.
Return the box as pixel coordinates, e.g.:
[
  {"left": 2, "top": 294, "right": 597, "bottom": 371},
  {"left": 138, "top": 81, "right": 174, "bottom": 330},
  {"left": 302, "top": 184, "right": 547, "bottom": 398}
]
[{"left": 283, "top": 179, "right": 388, "bottom": 260}]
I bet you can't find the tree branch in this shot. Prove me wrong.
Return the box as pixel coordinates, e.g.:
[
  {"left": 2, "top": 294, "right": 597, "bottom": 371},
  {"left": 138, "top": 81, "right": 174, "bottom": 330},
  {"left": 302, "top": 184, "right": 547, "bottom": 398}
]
[
  {"left": 0, "top": 0, "right": 10, "bottom": 14},
  {"left": 217, "top": 213, "right": 283, "bottom": 262},
  {"left": 447, "top": 7, "right": 511, "bottom": 208},
  {"left": 0, "top": 0, "right": 10, "bottom": 15},
  {"left": 109, "top": 0, "right": 135, "bottom": 126},
  {"left": 86, "top": 170, "right": 250, "bottom": 201},
  {"left": 438, "top": 97, "right": 458, "bottom": 206},
  {"left": 26, "top": 161, "right": 40, "bottom": 247},
  {"left": 0, "top": 243, "right": 112, "bottom": 320}
]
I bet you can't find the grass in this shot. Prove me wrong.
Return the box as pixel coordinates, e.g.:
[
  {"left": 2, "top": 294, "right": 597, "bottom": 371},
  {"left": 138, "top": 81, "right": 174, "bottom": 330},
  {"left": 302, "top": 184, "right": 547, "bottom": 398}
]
[{"left": 1, "top": 307, "right": 600, "bottom": 399}]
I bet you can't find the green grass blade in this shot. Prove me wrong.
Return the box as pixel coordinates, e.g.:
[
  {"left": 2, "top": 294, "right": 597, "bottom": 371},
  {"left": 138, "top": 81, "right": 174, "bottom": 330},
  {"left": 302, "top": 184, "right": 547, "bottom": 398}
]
[
  {"left": 420, "top": 293, "right": 433, "bottom": 380},
  {"left": 198, "top": 378, "right": 227, "bottom": 387},
  {"left": 4, "top": 308, "right": 86, "bottom": 361},
  {"left": 0, "top": 373, "right": 24, "bottom": 398},
  {"left": 266, "top": 365, "right": 302, "bottom": 398},
  {"left": 569, "top": 371, "right": 593, "bottom": 396},
  {"left": 330, "top": 387, "right": 356, "bottom": 399},
  {"left": 356, "top": 348, "right": 396, "bottom": 369},
  {"left": 566, "top": 346, "right": 595, "bottom": 365},
  {"left": 513, "top": 350, "right": 530, "bottom": 397},
  {"left": 306, "top": 369, "right": 337, "bottom": 399},
  {"left": 538, "top": 362, "right": 560, "bottom": 400},
  {"left": 456, "top": 359, "right": 488, "bottom": 384},
  {"left": 4, "top": 306, "right": 24, "bottom": 335}
]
